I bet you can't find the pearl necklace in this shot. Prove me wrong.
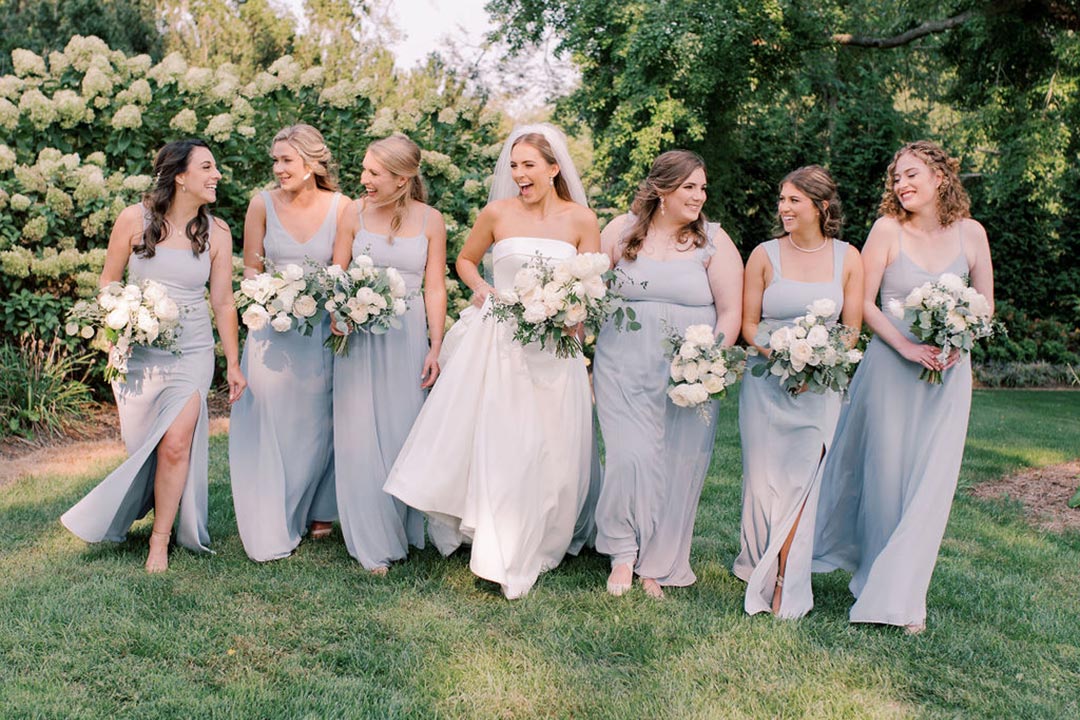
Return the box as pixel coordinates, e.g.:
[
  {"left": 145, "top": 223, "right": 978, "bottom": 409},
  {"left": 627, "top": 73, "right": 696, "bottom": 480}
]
[{"left": 788, "top": 236, "right": 829, "bottom": 254}]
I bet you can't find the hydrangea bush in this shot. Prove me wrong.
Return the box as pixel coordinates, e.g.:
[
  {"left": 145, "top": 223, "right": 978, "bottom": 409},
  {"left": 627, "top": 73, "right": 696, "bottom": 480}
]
[{"left": 0, "top": 36, "right": 503, "bottom": 320}]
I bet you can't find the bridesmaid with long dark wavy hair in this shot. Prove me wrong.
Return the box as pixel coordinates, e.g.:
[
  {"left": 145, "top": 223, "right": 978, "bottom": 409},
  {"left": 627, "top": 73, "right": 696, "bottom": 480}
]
[{"left": 62, "top": 138, "right": 246, "bottom": 572}]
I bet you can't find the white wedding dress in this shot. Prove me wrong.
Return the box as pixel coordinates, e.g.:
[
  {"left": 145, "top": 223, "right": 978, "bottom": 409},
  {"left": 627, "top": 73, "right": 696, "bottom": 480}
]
[{"left": 384, "top": 237, "right": 593, "bottom": 598}]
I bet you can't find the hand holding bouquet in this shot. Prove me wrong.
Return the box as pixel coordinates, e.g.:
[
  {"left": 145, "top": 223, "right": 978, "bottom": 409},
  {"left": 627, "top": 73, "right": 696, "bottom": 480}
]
[
  {"left": 665, "top": 324, "right": 750, "bottom": 419},
  {"left": 235, "top": 260, "right": 328, "bottom": 336},
  {"left": 320, "top": 256, "right": 410, "bottom": 356},
  {"left": 886, "top": 272, "right": 995, "bottom": 384},
  {"left": 488, "top": 252, "right": 638, "bottom": 358},
  {"left": 66, "top": 279, "right": 181, "bottom": 382},
  {"left": 753, "top": 298, "right": 864, "bottom": 395}
]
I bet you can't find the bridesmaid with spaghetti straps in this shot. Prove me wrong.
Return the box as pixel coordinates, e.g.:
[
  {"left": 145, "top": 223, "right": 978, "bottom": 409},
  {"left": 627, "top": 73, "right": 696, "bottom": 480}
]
[
  {"left": 733, "top": 166, "right": 863, "bottom": 618},
  {"left": 813, "top": 141, "right": 995, "bottom": 633},
  {"left": 229, "top": 124, "right": 348, "bottom": 561},
  {"left": 62, "top": 139, "right": 246, "bottom": 572},
  {"left": 330, "top": 134, "right": 447, "bottom": 573}
]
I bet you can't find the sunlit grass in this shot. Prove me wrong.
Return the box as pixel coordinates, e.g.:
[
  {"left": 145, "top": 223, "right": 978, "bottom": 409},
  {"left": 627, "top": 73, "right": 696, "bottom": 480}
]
[{"left": 1, "top": 390, "right": 1078, "bottom": 718}]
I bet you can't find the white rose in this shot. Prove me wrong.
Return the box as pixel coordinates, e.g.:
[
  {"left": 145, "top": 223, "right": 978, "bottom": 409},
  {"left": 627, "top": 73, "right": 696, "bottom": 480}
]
[
  {"left": 136, "top": 307, "right": 158, "bottom": 336},
  {"left": 276, "top": 291, "right": 296, "bottom": 313},
  {"left": 122, "top": 284, "right": 142, "bottom": 301},
  {"left": 385, "top": 267, "right": 407, "bottom": 298},
  {"left": 937, "top": 273, "right": 966, "bottom": 294},
  {"left": 967, "top": 293, "right": 991, "bottom": 318},
  {"left": 701, "top": 373, "right": 725, "bottom": 394},
  {"left": 789, "top": 339, "right": 813, "bottom": 372},
  {"left": 806, "top": 324, "right": 829, "bottom": 348},
  {"left": 821, "top": 345, "right": 839, "bottom": 365},
  {"left": 670, "top": 360, "right": 685, "bottom": 382},
  {"left": 945, "top": 309, "right": 968, "bottom": 332},
  {"left": 98, "top": 293, "right": 118, "bottom": 311},
  {"left": 709, "top": 359, "right": 728, "bottom": 376},
  {"left": 563, "top": 302, "right": 587, "bottom": 325},
  {"left": 589, "top": 252, "right": 611, "bottom": 275},
  {"left": 105, "top": 306, "right": 129, "bottom": 330},
  {"left": 846, "top": 349, "right": 863, "bottom": 363},
  {"left": 80, "top": 325, "right": 95, "bottom": 340},
  {"left": 154, "top": 297, "right": 179, "bottom": 323},
  {"left": 142, "top": 281, "right": 166, "bottom": 304},
  {"left": 905, "top": 286, "right": 927, "bottom": 307},
  {"left": 242, "top": 304, "right": 270, "bottom": 330},
  {"left": 886, "top": 298, "right": 906, "bottom": 319},
  {"left": 325, "top": 264, "right": 346, "bottom": 281},
  {"left": 352, "top": 255, "right": 374, "bottom": 269},
  {"left": 678, "top": 342, "right": 698, "bottom": 359},
  {"left": 65, "top": 321, "right": 79, "bottom": 336},
  {"left": 270, "top": 313, "right": 293, "bottom": 332},
  {"left": 292, "top": 294, "right": 318, "bottom": 318},
  {"left": 541, "top": 282, "right": 566, "bottom": 315},
  {"left": 682, "top": 362, "right": 701, "bottom": 382},
  {"left": 393, "top": 298, "right": 407, "bottom": 315},
  {"left": 808, "top": 298, "right": 837, "bottom": 317},
  {"left": 581, "top": 275, "right": 607, "bottom": 300},
  {"left": 769, "top": 326, "right": 792, "bottom": 351},
  {"left": 792, "top": 325, "right": 807, "bottom": 339},
  {"left": 523, "top": 302, "right": 549, "bottom": 324},
  {"left": 514, "top": 267, "right": 543, "bottom": 294},
  {"left": 668, "top": 382, "right": 709, "bottom": 407},
  {"left": 565, "top": 253, "right": 595, "bottom": 279},
  {"left": 281, "top": 263, "right": 304, "bottom": 281},
  {"left": 684, "top": 324, "right": 715, "bottom": 347}
]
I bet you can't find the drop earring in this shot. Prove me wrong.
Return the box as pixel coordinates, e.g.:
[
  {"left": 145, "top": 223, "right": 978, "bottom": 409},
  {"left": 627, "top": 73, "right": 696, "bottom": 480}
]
[{"left": 659, "top": 197, "right": 665, "bottom": 216}]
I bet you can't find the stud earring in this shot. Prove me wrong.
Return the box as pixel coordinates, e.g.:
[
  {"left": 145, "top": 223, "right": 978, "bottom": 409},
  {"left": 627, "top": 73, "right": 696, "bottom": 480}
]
[{"left": 179, "top": 183, "right": 186, "bottom": 193}]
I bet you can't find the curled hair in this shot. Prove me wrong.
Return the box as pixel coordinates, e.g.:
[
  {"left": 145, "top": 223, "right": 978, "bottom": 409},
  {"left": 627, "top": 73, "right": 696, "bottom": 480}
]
[
  {"left": 138, "top": 138, "right": 213, "bottom": 258},
  {"left": 773, "top": 165, "right": 843, "bottom": 239},
  {"left": 511, "top": 132, "right": 574, "bottom": 203},
  {"left": 366, "top": 133, "right": 427, "bottom": 241},
  {"left": 272, "top": 124, "right": 340, "bottom": 192},
  {"left": 879, "top": 140, "right": 970, "bottom": 226},
  {"left": 622, "top": 150, "right": 708, "bottom": 262}
]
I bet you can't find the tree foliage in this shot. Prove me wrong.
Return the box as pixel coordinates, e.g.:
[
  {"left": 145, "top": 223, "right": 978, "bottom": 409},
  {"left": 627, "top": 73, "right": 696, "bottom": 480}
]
[{"left": 487, "top": 0, "right": 1080, "bottom": 331}]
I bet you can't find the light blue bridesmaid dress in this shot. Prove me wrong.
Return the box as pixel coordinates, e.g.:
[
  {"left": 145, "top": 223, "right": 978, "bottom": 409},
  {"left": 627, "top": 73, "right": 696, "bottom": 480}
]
[
  {"left": 228, "top": 191, "right": 339, "bottom": 562},
  {"left": 592, "top": 227, "right": 720, "bottom": 587},
  {"left": 813, "top": 228, "right": 972, "bottom": 627},
  {"left": 333, "top": 207, "right": 428, "bottom": 570},
  {"left": 62, "top": 229, "right": 215, "bottom": 552},
  {"left": 733, "top": 238, "right": 847, "bottom": 618}
]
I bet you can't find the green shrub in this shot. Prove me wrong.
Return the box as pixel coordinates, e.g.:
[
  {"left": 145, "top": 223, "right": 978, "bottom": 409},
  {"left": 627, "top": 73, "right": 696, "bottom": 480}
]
[
  {"left": 0, "top": 334, "right": 93, "bottom": 440},
  {"left": 973, "top": 361, "right": 1079, "bottom": 389}
]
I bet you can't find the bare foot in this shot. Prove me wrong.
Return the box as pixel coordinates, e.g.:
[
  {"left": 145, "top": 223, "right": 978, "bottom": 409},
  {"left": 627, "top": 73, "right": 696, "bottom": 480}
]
[
  {"left": 639, "top": 577, "right": 664, "bottom": 599},
  {"left": 145, "top": 530, "right": 170, "bottom": 573},
  {"left": 370, "top": 566, "right": 389, "bottom": 577},
  {"left": 606, "top": 563, "right": 633, "bottom": 596},
  {"left": 309, "top": 521, "right": 333, "bottom": 539}
]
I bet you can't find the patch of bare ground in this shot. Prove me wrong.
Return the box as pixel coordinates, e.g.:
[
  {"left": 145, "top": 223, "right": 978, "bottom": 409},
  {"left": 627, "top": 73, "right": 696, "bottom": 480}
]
[
  {"left": 971, "top": 461, "right": 1080, "bottom": 533},
  {"left": 0, "top": 391, "right": 231, "bottom": 487}
]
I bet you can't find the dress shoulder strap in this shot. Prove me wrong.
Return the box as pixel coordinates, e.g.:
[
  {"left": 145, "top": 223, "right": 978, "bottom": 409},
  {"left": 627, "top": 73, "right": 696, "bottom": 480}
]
[
  {"left": 356, "top": 197, "right": 367, "bottom": 231},
  {"left": 419, "top": 204, "right": 429, "bottom": 234},
  {"left": 831, "top": 238, "right": 847, "bottom": 283},
  {"left": 762, "top": 238, "right": 782, "bottom": 280}
]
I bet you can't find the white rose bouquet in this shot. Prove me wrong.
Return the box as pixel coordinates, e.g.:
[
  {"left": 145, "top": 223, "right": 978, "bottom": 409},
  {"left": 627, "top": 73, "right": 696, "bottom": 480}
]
[
  {"left": 65, "top": 279, "right": 182, "bottom": 382},
  {"left": 753, "top": 298, "right": 863, "bottom": 395},
  {"left": 234, "top": 260, "right": 328, "bottom": 336},
  {"left": 488, "top": 252, "right": 639, "bottom": 358},
  {"left": 319, "top": 255, "right": 410, "bottom": 356},
  {"left": 885, "top": 272, "right": 996, "bottom": 384},
  {"left": 664, "top": 324, "right": 750, "bottom": 420}
]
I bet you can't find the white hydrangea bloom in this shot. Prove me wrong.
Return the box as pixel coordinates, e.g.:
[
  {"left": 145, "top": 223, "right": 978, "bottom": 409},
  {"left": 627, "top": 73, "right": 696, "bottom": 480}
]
[
  {"left": 319, "top": 80, "right": 359, "bottom": 110},
  {"left": 12, "top": 49, "right": 48, "bottom": 78},
  {"left": 111, "top": 104, "right": 143, "bottom": 130},
  {"left": 48, "top": 51, "right": 70, "bottom": 77},
  {"left": 437, "top": 107, "right": 459, "bottom": 124},
  {"left": 117, "top": 78, "right": 152, "bottom": 105},
  {"left": 11, "top": 193, "right": 33, "bottom": 212},
  {"left": 169, "top": 108, "right": 199, "bottom": 134},
  {"left": 22, "top": 216, "right": 49, "bottom": 242},
  {"left": 300, "top": 66, "right": 324, "bottom": 87},
  {"left": 0, "top": 144, "right": 15, "bottom": 173},
  {"left": 81, "top": 67, "right": 115, "bottom": 98},
  {"left": 18, "top": 89, "right": 58, "bottom": 128},
  {"left": 0, "top": 98, "right": 18, "bottom": 131},
  {"left": 126, "top": 54, "right": 153, "bottom": 76},
  {"left": 63, "top": 35, "right": 112, "bottom": 72},
  {"left": 0, "top": 75, "right": 25, "bottom": 101},
  {"left": 51, "top": 89, "right": 89, "bottom": 128},
  {"left": 147, "top": 52, "right": 188, "bottom": 84},
  {"left": 122, "top": 175, "right": 153, "bottom": 193}
]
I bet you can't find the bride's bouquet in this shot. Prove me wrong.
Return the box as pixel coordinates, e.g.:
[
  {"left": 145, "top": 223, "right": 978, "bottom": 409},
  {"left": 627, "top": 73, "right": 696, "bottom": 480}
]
[
  {"left": 753, "top": 298, "right": 864, "bottom": 395},
  {"left": 886, "top": 272, "right": 995, "bottom": 384},
  {"left": 235, "top": 260, "right": 328, "bottom": 336},
  {"left": 488, "top": 252, "right": 638, "bottom": 358},
  {"left": 664, "top": 324, "right": 750, "bottom": 418},
  {"left": 320, "top": 255, "right": 410, "bottom": 356},
  {"left": 65, "top": 279, "right": 182, "bottom": 382}
]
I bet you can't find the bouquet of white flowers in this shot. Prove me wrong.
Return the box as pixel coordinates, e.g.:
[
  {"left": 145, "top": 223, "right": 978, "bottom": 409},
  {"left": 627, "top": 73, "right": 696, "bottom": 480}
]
[
  {"left": 488, "top": 252, "right": 639, "bottom": 358},
  {"left": 886, "top": 272, "right": 995, "bottom": 384},
  {"left": 235, "top": 260, "right": 328, "bottom": 336},
  {"left": 753, "top": 298, "right": 863, "bottom": 395},
  {"left": 664, "top": 324, "right": 750, "bottom": 419},
  {"left": 320, "top": 255, "right": 410, "bottom": 356},
  {"left": 66, "top": 279, "right": 182, "bottom": 382}
]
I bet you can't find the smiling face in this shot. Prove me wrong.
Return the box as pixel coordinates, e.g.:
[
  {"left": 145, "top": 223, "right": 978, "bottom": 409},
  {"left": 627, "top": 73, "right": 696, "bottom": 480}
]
[
  {"left": 510, "top": 141, "right": 558, "bottom": 204},
  {"left": 360, "top": 150, "right": 403, "bottom": 204},
  {"left": 177, "top": 146, "right": 221, "bottom": 204},
  {"left": 892, "top": 152, "right": 943, "bottom": 215},
  {"left": 777, "top": 181, "right": 822, "bottom": 236},
  {"left": 661, "top": 167, "right": 707, "bottom": 225},
  {"left": 271, "top": 140, "right": 312, "bottom": 192}
]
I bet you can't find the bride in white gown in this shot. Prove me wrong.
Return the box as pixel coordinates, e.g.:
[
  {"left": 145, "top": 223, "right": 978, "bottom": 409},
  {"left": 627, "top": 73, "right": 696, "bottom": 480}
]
[{"left": 384, "top": 124, "right": 600, "bottom": 599}]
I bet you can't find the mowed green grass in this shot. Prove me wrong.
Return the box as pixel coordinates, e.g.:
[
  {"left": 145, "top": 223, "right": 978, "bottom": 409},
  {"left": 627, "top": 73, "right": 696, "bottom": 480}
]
[{"left": 1, "top": 390, "right": 1078, "bottom": 719}]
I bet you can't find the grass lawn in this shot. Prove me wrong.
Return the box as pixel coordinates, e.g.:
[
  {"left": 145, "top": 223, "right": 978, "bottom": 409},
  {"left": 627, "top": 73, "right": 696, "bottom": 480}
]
[{"left": 1, "top": 389, "right": 1078, "bottom": 719}]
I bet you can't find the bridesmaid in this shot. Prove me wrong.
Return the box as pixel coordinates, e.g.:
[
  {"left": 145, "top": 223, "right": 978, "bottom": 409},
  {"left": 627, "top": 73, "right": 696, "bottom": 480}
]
[
  {"left": 733, "top": 165, "right": 863, "bottom": 618},
  {"left": 62, "top": 139, "right": 246, "bottom": 571},
  {"left": 330, "top": 133, "right": 446, "bottom": 573},
  {"left": 593, "top": 150, "right": 743, "bottom": 599},
  {"left": 813, "top": 141, "right": 994, "bottom": 633},
  {"left": 229, "top": 124, "right": 347, "bottom": 561}
]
